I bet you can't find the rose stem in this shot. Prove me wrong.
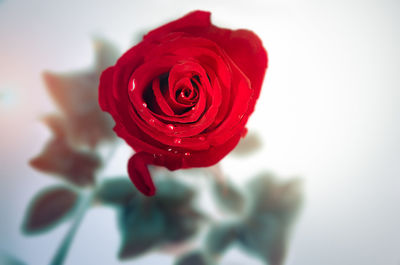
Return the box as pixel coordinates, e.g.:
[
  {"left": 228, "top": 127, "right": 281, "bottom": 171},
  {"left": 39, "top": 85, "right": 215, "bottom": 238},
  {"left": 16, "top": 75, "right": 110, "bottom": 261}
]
[
  {"left": 49, "top": 191, "right": 93, "bottom": 265},
  {"left": 49, "top": 143, "right": 118, "bottom": 265}
]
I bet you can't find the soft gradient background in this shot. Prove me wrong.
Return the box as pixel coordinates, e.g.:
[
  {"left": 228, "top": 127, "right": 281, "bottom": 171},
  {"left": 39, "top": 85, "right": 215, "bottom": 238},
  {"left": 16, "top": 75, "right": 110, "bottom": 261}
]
[{"left": 1, "top": 0, "right": 399, "bottom": 264}]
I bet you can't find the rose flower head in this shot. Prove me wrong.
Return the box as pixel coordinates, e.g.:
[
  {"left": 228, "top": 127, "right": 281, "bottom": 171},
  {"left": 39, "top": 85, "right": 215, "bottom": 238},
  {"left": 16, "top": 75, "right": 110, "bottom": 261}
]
[{"left": 99, "top": 11, "right": 268, "bottom": 196}]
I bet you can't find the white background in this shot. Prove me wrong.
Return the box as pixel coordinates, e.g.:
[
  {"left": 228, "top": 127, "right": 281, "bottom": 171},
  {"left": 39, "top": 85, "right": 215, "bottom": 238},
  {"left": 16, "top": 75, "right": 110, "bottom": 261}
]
[{"left": 0, "top": 0, "right": 399, "bottom": 264}]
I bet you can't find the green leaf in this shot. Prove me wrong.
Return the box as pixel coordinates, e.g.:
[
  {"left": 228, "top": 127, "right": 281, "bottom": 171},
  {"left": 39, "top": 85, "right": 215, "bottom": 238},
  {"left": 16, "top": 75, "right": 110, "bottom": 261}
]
[
  {"left": 237, "top": 218, "right": 286, "bottom": 265},
  {"left": 114, "top": 177, "right": 203, "bottom": 258},
  {"left": 96, "top": 177, "right": 137, "bottom": 205},
  {"left": 41, "top": 38, "right": 120, "bottom": 148},
  {"left": 205, "top": 223, "right": 238, "bottom": 257},
  {"left": 0, "top": 254, "right": 26, "bottom": 265},
  {"left": 118, "top": 200, "right": 165, "bottom": 259},
  {"left": 43, "top": 71, "right": 99, "bottom": 117},
  {"left": 30, "top": 138, "right": 101, "bottom": 187},
  {"left": 163, "top": 207, "right": 202, "bottom": 243},
  {"left": 175, "top": 251, "right": 212, "bottom": 265},
  {"left": 43, "top": 69, "right": 116, "bottom": 147},
  {"left": 237, "top": 174, "right": 303, "bottom": 265},
  {"left": 247, "top": 174, "right": 303, "bottom": 220},
  {"left": 23, "top": 186, "right": 79, "bottom": 234},
  {"left": 0, "top": 250, "right": 26, "bottom": 265},
  {"left": 155, "top": 178, "right": 195, "bottom": 209},
  {"left": 154, "top": 178, "right": 202, "bottom": 243},
  {"left": 212, "top": 180, "right": 245, "bottom": 214}
]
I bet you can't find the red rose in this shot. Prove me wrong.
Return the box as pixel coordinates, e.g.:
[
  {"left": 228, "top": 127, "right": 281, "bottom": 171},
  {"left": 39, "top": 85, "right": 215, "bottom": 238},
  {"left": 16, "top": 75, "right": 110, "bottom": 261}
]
[{"left": 99, "top": 10, "right": 268, "bottom": 196}]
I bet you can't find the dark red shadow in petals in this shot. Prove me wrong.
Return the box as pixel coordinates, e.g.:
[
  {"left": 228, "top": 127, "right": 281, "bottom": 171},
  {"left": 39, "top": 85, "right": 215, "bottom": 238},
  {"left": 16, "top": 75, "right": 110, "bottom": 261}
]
[
  {"left": 152, "top": 77, "right": 175, "bottom": 116},
  {"left": 127, "top": 152, "right": 156, "bottom": 196}
]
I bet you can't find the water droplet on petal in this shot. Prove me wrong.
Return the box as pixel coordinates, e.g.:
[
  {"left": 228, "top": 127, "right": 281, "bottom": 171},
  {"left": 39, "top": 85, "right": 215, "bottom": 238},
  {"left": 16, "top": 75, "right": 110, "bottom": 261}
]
[
  {"left": 148, "top": 118, "right": 155, "bottom": 124},
  {"left": 142, "top": 102, "right": 147, "bottom": 108},
  {"left": 130, "top": 79, "right": 136, "bottom": 91},
  {"left": 174, "top": 138, "right": 182, "bottom": 144},
  {"left": 173, "top": 150, "right": 179, "bottom": 154},
  {"left": 153, "top": 153, "right": 164, "bottom": 163},
  {"left": 167, "top": 148, "right": 172, "bottom": 152},
  {"left": 199, "top": 136, "right": 205, "bottom": 141},
  {"left": 184, "top": 152, "right": 191, "bottom": 156},
  {"left": 167, "top": 124, "right": 174, "bottom": 131}
]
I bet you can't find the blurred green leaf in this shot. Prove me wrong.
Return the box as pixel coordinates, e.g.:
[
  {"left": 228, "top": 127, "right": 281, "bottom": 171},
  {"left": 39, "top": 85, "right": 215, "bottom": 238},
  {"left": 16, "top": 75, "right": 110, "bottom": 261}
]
[
  {"left": 247, "top": 174, "right": 303, "bottom": 220},
  {"left": 155, "top": 178, "right": 195, "bottom": 208},
  {"left": 115, "top": 177, "right": 203, "bottom": 259},
  {"left": 155, "top": 178, "right": 202, "bottom": 243},
  {"left": 42, "top": 71, "right": 115, "bottom": 148},
  {"left": 232, "top": 132, "right": 262, "bottom": 156},
  {"left": 23, "top": 186, "right": 79, "bottom": 234},
  {"left": 236, "top": 174, "right": 303, "bottom": 265},
  {"left": 118, "top": 200, "right": 166, "bottom": 259},
  {"left": 41, "top": 38, "right": 119, "bottom": 148},
  {"left": 237, "top": 217, "right": 286, "bottom": 265},
  {"left": 43, "top": 71, "right": 99, "bottom": 117},
  {"left": 175, "top": 251, "right": 212, "bottom": 265},
  {"left": 163, "top": 207, "right": 202, "bottom": 243},
  {"left": 41, "top": 114, "right": 66, "bottom": 139},
  {"left": 205, "top": 223, "right": 238, "bottom": 258},
  {"left": 0, "top": 252, "right": 26, "bottom": 265},
  {"left": 212, "top": 180, "right": 245, "bottom": 214},
  {"left": 96, "top": 177, "right": 137, "bottom": 205},
  {"left": 30, "top": 138, "right": 101, "bottom": 187}
]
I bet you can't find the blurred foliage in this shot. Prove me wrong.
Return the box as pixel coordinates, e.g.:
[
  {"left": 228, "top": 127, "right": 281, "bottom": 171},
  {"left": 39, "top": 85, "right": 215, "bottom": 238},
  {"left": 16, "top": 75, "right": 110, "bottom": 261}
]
[
  {"left": 205, "top": 174, "right": 302, "bottom": 265},
  {"left": 97, "top": 177, "right": 203, "bottom": 259},
  {"left": 238, "top": 174, "right": 302, "bottom": 265},
  {"left": 232, "top": 132, "right": 262, "bottom": 156},
  {"left": 27, "top": 39, "right": 117, "bottom": 187},
  {"left": 211, "top": 179, "right": 245, "bottom": 214},
  {"left": 206, "top": 223, "right": 238, "bottom": 258},
  {"left": 175, "top": 251, "right": 212, "bottom": 265},
  {"left": 22, "top": 186, "right": 79, "bottom": 234},
  {"left": 118, "top": 201, "right": 165, "bottom": 259},
  {"left": 30, "top": 137, "right": 101, "bottom": 187},
  {"left": 28, "top": 36, "right": 119, "bottom": 211},
  {"left": 24, "top": 35, "right": 303, "bottom": 265},
  {"left": 96, "top": 177, "right": 137, "bottom": 205},
  {"left": 42, "top": 38, "right": 118, "bottom": 148},
  {"left": 0, "top": 252, "right": 26, "bottom": 265},
  {"left": 247, "top": 174, "right": 302, "bottom": 224},
  {"left": 24, "top": 38, "right": 121, "bottom": 265}
]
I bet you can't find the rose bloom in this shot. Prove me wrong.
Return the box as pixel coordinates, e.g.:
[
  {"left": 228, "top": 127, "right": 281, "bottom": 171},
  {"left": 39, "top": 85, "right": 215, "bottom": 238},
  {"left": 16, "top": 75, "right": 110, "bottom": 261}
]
[{"left": 99, "top": 10, "right": 268, "bottom": 196}]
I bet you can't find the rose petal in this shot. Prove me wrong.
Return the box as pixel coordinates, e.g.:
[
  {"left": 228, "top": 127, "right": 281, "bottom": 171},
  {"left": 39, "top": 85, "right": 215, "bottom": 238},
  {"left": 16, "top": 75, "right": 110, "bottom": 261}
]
[
  {"left": 98, "top": 11, "right": 268, "bottom": 196},
  {"left": 127, "top": 152, "right": 156, "bottom": 196},
  {"left": 152, "top": 77, "right": 175, "bottom": 116},
  {"left": 203, "top": 28, "right": 268, "bottom": 111},
  {"left": 143, "top": 11, "right": 212, "bottom": 42},
  {"left": 141, "top": 10, "right": 267, "bottom": 114}
]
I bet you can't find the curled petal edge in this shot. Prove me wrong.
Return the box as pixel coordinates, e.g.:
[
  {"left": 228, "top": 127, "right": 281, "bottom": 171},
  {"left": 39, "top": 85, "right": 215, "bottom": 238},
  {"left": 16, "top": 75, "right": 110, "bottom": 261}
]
[{"left": 127, "top": 152, "right": 156, "bottom": 196}]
